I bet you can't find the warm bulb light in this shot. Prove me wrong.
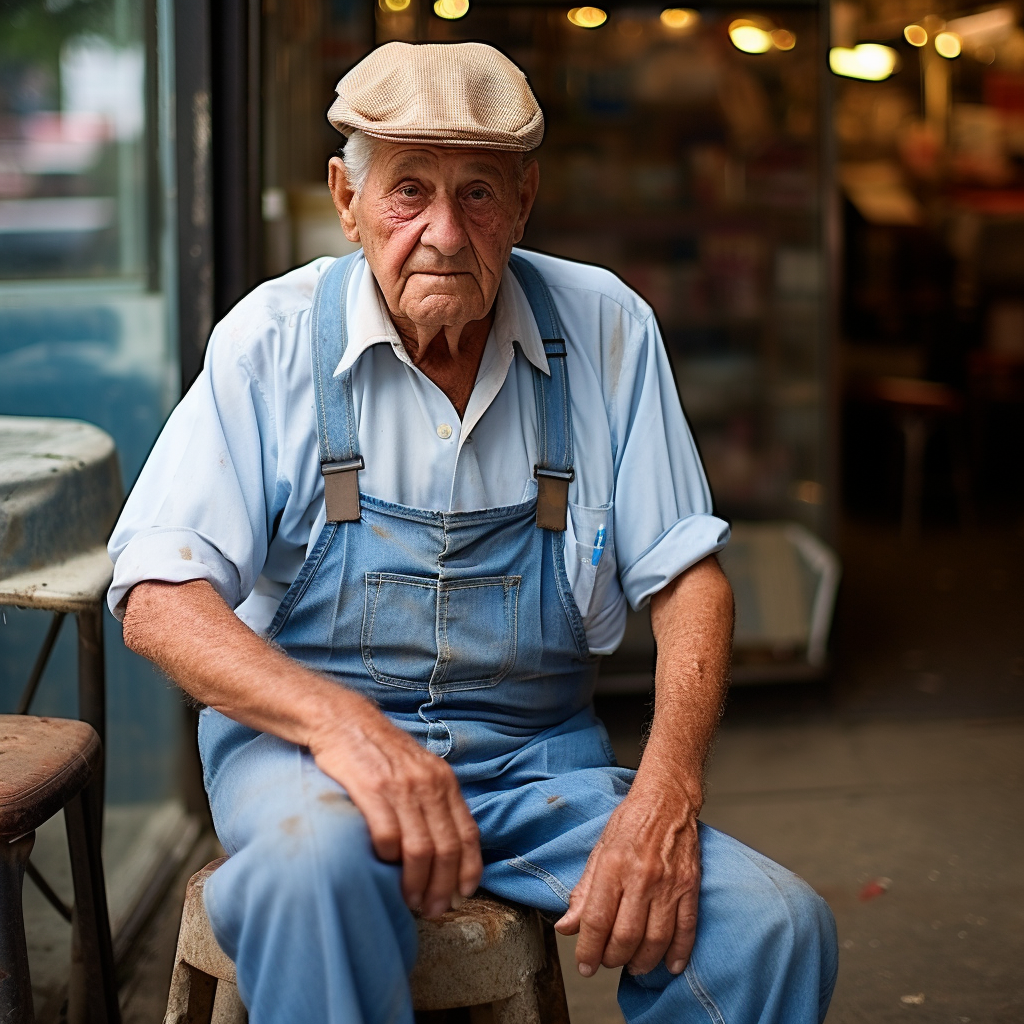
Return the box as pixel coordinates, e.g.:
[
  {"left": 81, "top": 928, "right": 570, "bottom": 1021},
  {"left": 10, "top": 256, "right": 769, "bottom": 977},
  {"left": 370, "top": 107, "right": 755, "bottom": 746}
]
[
  {"left": 729, "top": 19, "right": 773, "bottom": 53},
  {"left": 904, "top": 24, "right": 928, "bottom": 46},
  {"left": 934, "top": 31, "right": 962, "bottom": 58},
  {"left": 567, "top": 6, "right": 607, "bottom": 28},
  {"left": 771, "top": 28, "right": 796, "bottom": 50},
  {"left": 660, "top": 8, "right": 699, "bottom": 30},
  {"left": 829, "top": 43, "right": 899, "bottom": 80},
  {"left": 380, "top": 0, "right": 411, "bottom": 10},
  {"left": 434, "top": 0, "right": 469, "bottom": 16}
]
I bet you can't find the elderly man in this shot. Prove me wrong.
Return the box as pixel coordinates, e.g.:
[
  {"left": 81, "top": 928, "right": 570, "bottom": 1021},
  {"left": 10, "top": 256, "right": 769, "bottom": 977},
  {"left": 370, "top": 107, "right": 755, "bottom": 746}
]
[{"left": 110, "top": 41, "right": 836, "bottom": 1024}]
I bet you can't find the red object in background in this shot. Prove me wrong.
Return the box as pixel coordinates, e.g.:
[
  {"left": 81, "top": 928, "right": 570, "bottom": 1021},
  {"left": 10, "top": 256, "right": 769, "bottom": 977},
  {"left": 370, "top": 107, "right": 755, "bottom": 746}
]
[
  {"left": 984, "top": 71, "right": 1024, "bottom": 112},
  {"left": 950, "top": 189, "right": 1024, "bottom": 215},
  {"left": 859, "top": 878, "right": 892, "bottom": 901}
]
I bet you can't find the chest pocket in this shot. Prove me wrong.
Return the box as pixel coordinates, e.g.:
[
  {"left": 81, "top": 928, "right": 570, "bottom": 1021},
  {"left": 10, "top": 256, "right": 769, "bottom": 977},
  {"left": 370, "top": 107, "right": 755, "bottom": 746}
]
[
  {"left": 361, "top": 572, "right": 520, "bottom": 691},
  {"left": 567, "top": 501, "right": 615, "bottom": 623}
]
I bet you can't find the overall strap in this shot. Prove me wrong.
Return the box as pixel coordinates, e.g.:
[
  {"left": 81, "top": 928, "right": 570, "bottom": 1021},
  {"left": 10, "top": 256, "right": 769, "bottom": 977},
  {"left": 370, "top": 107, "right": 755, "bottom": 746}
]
[
  {"left": 509, "top": 252, "right": 575, "bottom": 532},
  {"left": 310, "top": 252, "right": 364, "bottom": 522}
]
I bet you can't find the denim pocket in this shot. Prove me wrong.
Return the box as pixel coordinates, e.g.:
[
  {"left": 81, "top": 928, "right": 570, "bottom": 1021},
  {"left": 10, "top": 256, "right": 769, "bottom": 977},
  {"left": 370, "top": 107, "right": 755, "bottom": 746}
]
[{"left": 362, "top": 572, "right": 520, "bottom": 691}]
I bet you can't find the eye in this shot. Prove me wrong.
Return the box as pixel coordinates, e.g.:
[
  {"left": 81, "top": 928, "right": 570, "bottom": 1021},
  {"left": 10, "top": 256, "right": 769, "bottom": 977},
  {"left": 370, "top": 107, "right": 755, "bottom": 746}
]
[
  {"left": 400, "top": 185, "right": 420, "bottom": 198},
  {"left": 466, "top": 186, "right": 491, "bottom": 201}
]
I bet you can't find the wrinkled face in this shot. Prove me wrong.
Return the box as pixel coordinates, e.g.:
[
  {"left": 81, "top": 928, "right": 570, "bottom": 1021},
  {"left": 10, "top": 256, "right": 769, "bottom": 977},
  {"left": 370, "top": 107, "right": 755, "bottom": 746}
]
[{"left": 329, "top": 142, "right": 539, "bottom": 349}]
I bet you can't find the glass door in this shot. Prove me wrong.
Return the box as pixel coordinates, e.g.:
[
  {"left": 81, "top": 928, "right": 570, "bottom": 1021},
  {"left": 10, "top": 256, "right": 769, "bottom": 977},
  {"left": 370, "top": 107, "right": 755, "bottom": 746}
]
[{"left": 0, "top": 0, "right": 187, "bottom": 1007}]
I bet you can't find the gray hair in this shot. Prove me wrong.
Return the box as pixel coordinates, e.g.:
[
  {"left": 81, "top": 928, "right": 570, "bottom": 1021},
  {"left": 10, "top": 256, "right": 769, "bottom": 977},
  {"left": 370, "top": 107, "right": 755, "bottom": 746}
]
[
  {"left": 341, "top": 130, "right": 380, "bottom": 195},
  {"left": 342, "top": 129, "right": 529, "bottom": 195}
]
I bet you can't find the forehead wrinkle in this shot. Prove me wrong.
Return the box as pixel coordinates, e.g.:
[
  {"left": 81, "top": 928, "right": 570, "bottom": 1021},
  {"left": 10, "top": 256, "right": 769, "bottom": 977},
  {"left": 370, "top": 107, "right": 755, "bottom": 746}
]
[
  {"left": 384, "top": 153, "right": 436, "bottom": 178},
  {"left": 382, "top": 150, "right": 512, "bottom": 181},
  {"left": 461, "top": 160, "right": 512, "bottom": 180}
]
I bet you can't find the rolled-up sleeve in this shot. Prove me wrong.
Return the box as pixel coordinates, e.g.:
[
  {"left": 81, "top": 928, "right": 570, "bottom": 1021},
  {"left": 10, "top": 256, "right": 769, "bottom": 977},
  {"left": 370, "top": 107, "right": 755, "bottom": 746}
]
[
  {"left": 107, "top": 321, "right": 278, "bottom": 620},
  {"left": 610, "top": 309, "right": 730, "bottom": 610}
]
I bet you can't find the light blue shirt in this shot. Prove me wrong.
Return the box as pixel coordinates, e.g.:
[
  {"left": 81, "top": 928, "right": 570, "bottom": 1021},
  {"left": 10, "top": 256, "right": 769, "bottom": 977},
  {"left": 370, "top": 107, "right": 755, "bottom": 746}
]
[{"left": 108, "top": 250, "right": 729, "bottom": 654}]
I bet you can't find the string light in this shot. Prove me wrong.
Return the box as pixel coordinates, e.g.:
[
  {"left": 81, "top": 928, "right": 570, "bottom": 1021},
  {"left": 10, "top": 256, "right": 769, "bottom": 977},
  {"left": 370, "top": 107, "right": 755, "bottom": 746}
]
[
  {"left": 904, "top": 24, "right": 928, "bottom": 46},
  {"left": 433, "top": 0, "right": 469, "bottom": 17},
  {"left": 567, "top": 6, "right": 607, "bottom": 28},
  {"left": 729, "top": 18, "right": 773, "bottom": 53},
  {"left": 934, "top": 31, "right": 962, "bottom": 58},
  {"left": 771, "top": 28, "right": 796, "bottom": 50},
  {"left": 380, "top": 0, "right": 411, "bottom": 11},
  {"left": 660, "top": 8, "right": 699, "bottom": 30},
  {"left": 829, "top": 43, "right": 899, "bottom": 80}
]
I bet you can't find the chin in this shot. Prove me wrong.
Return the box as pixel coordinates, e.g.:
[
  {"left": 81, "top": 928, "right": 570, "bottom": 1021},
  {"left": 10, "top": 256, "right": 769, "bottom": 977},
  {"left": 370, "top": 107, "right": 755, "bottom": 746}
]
[{"left": 409, "top": 294, "right": 480, "bottom": 326}]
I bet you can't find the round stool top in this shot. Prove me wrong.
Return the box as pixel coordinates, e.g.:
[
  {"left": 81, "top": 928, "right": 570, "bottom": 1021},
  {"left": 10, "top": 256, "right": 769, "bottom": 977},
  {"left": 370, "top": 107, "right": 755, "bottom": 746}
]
[
  {"left": 0, "top": 416, "right": 121, "bottom": 580},
  {"left": 0, "top": 715, "right": 100, "bottom": 838}
]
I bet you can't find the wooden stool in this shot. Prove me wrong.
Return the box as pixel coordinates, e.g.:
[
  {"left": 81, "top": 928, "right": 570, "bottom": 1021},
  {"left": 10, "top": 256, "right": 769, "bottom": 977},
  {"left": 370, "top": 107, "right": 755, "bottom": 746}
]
[
  {"left": 859, "top": 376, "right": 973, "bottom": 542},
  {"left": 0, "top": 715, "right": 120, "bottom": 1024},
  {"left": 165, "top": 859, "right": 571, "bottom": 1024}
]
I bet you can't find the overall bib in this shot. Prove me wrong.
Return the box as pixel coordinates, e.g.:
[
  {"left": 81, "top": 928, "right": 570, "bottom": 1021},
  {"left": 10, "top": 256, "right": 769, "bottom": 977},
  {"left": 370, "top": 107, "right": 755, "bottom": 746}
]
[{"left": 199, "top": 253, "right": 838, "bottom": 1024}]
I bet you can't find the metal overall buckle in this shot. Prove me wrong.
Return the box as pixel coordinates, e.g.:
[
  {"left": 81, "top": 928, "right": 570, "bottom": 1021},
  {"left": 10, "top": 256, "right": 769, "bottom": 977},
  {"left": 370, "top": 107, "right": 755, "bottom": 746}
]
[
  {"left": 534, "top": 466, "right": 574, "bottom": 531},
  {"left": 321, "top": 456, "right": 364, "bottom": 522}
]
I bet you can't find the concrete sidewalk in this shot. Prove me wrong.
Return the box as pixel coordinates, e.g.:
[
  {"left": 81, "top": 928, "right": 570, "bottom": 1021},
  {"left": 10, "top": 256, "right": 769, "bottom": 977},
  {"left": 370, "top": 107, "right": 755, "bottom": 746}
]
[{"left": 555, "top": 716, "right": 1023, "bottom": 1024}]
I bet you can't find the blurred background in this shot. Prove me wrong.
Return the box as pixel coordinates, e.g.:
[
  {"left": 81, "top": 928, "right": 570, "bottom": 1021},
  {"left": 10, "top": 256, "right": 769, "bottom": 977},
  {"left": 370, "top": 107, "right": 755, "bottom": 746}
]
[{"left": 0, "top": 0, "right": 1021, "bottom": 1020}]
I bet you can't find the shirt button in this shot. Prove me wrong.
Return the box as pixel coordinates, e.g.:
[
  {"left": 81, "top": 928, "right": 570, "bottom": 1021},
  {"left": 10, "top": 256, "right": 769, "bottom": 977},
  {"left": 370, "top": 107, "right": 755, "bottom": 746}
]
[{"left": 437, "top": 424, "right": 453, "bottom": 439}]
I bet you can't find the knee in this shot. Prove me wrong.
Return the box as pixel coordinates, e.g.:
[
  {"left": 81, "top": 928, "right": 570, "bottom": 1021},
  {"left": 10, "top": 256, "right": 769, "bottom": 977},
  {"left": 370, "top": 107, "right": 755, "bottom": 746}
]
[
  {"left": 736, "top": 856, "right": 839, "bottom": 1005},
  {"left": 769, "top": 871, "right": 837, "bottom": 962},
  {"left": 205, "top": 798, "right": 394, "bottom": 946},
  {"left": 705, "top": 834, "right": 836, "bottom": 967}
]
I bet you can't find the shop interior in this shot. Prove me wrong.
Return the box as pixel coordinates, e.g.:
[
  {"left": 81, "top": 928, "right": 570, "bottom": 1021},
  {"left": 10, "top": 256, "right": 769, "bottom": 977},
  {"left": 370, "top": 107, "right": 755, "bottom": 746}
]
[{"left": 1, "top": 0, "right": 1022, "bottom": 1020}]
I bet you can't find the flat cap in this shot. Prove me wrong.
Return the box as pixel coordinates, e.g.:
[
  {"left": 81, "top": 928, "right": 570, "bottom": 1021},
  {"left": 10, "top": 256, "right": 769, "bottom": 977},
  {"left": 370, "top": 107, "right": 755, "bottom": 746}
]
[{"left": 328, "top": 41, "right": 544, "bottom": 152}]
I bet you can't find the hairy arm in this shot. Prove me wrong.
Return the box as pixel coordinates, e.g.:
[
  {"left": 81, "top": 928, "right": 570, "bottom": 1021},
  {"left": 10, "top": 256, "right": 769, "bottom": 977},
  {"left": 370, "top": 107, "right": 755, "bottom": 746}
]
[
  {"left": 555, "top": 554, "right": 733, "bottom": 976},
  {"left": 123, "top": 578, "right": 482, "bottom": 918}
]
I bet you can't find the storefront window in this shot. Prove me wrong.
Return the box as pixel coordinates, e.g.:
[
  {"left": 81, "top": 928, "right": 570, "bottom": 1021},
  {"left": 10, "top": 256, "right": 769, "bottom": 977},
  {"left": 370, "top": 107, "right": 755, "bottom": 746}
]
[
  {"left": 0, "top": 0, "right": 153, "bottom": 280},
  {"left": 0, "top": 1, "right": 183, "bottom": 993}
]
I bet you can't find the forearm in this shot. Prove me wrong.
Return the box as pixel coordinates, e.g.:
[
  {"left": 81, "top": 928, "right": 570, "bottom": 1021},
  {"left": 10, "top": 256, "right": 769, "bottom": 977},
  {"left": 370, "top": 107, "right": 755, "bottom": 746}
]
[
  {"left": 122, "top": 578, "right": 374, "bottom": 749},
  {"left": 637, "top": 555, "right": 734, "bottom": 811},
  {"left": 124, "top": 577, "right": 482, "bottom": 914}
]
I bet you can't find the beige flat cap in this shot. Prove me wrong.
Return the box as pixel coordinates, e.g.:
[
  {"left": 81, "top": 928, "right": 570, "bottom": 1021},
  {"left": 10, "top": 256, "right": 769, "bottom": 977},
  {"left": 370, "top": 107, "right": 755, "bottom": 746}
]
[{"left": 328, "top": 41, "right": 544, "bottom": 152}]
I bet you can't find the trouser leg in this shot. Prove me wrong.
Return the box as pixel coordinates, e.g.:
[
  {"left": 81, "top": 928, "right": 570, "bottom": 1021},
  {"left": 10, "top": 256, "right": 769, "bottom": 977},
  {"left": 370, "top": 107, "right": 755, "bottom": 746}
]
[
  {"left": 468, "top": 763, "right": 838, "bottom": 1024},
  {"left": 616, "top": 825, "right": 838, "bottom": 1024},
  {"left": 200, "top": 719, "right": 417, "bottom": 1024}
]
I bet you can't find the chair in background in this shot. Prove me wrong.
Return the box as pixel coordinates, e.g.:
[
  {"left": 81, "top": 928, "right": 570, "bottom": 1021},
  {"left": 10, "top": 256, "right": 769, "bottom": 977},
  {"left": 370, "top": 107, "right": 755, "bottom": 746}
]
[
  {"left": 859, "top": 376, "right": 973, "bottom": 542},
  {"left": 0, "top": 715, "right": 119, "bottom": 1024}
]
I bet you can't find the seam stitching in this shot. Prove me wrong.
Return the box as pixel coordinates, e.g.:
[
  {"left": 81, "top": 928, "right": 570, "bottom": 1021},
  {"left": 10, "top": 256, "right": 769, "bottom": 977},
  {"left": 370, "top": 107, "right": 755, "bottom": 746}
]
[
  {"left": 507, "top": 856, "right": 573, "bottom": 904},
  {"left": 685, "top": 964, "right": 727, "bottom": 1024}
]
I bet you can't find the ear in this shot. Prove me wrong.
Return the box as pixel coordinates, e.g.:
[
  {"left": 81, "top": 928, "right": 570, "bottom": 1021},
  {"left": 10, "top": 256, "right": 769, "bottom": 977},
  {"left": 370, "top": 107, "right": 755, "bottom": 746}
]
[
  {"left": 328, "top": 156, "right": 360, "bottom": 243},
  {"left": 512, "top": 159, "right": 540, "bottom": 246}
]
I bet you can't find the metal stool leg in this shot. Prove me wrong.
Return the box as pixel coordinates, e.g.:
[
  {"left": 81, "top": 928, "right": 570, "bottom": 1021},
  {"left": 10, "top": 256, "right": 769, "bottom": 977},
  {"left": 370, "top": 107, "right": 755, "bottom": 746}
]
[
  {"left": 534, "top": 923, "right": 571, "bottom": 1024},
  {"left": 65, "top": 789, "right": 120, "bottom": 1024},
  {"left": 0, "top": 832, "right": 36, "bottom": 1024},
  {"left": 76, "top": 607, "right": 106, "bottom": 824},
  {"left": 900, "top": 413, "right": 928, "bottom": 544}
]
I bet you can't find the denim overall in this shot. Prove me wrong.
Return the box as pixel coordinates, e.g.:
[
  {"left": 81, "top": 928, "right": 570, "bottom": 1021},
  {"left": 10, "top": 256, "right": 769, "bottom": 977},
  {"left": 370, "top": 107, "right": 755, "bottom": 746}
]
[{"left": 199, "top": 253, "right": 837, "bottom": 1024}]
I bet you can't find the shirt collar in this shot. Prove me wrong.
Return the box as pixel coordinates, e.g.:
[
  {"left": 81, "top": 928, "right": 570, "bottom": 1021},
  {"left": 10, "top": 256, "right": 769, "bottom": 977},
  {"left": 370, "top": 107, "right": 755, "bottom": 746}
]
[{"left": 333, "top": 254, "right": 550, "bottom": 377}]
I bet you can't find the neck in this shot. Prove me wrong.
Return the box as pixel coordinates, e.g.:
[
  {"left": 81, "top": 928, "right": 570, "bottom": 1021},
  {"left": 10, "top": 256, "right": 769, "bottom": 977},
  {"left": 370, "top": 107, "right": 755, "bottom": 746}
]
[{"left": 395, "top": 312, "right": 494, "bottom": 420}]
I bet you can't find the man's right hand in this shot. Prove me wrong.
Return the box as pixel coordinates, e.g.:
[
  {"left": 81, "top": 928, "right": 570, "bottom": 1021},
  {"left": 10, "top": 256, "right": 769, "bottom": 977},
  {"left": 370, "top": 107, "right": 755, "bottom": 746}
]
[{"left": 308, "top": 705, "right": 482, "bottom": 919}]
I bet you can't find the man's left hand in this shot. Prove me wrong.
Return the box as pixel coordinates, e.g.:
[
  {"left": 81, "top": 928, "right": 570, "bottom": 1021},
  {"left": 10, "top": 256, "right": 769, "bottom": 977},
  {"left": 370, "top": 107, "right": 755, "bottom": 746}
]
[{"left": 554, "top": 773, "right": 701, "bottom": 978}]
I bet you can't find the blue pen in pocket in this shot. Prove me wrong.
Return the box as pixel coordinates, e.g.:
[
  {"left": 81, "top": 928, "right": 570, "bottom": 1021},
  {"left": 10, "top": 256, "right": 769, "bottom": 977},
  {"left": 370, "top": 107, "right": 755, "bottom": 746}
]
[{"left": 591, "top": 525, "right": 606, "bottom": 567}]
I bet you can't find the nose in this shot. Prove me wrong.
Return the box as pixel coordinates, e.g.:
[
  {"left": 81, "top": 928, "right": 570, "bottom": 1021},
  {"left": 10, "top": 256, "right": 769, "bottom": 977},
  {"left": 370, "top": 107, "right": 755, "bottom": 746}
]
[{"left": 419, "top": 191, "right": 469, "bottom": 257}]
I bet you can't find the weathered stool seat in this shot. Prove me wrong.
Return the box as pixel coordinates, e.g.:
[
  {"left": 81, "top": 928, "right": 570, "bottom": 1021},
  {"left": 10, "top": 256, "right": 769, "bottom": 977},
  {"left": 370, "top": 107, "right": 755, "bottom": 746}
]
[
  {"left": 0, "top": 715, "right": 119, "bottom": 1024},
  {"left": 0, "top": 716, "right": 100, "bottom": 838},
  {"left": 165, "top": 859, "right": 570, "bottom": 1024}
]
